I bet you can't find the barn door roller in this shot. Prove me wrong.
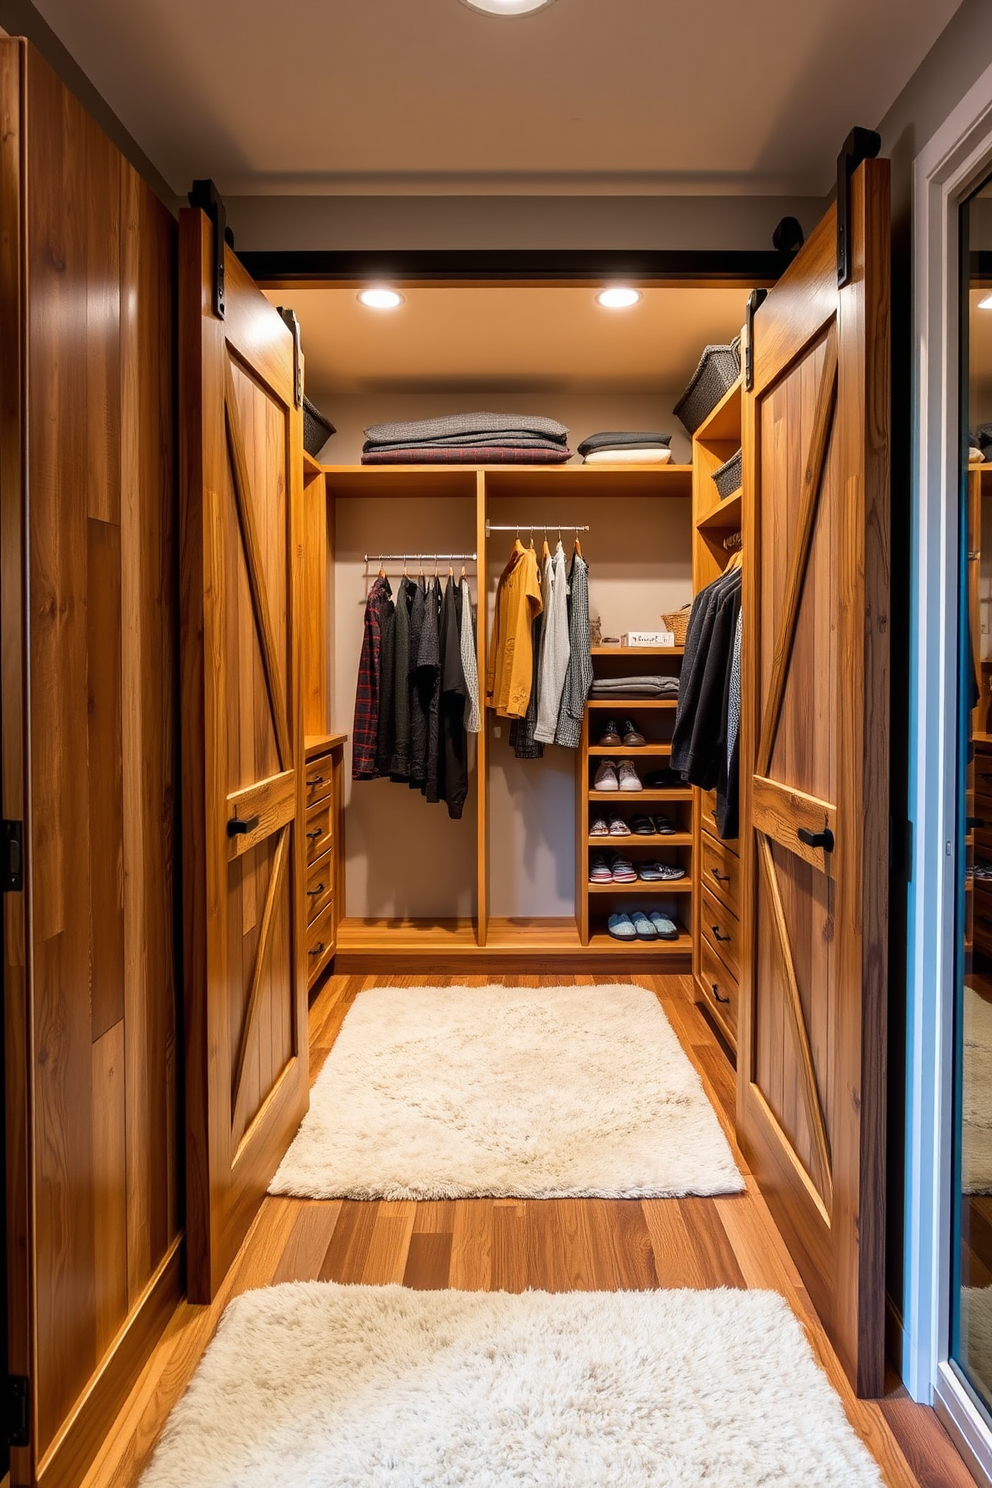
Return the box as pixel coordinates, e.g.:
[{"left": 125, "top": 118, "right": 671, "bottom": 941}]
[
  {"left": 836, "top": 128, "right": 881, "bottom": 289},
  {"left": 189, "top": 178, "right": 234, "bottom": 319}
]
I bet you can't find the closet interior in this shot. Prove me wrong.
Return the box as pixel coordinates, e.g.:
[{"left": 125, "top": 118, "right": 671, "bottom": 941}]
[{"left": 282, "top": 281, "right": 753, "bottom": 1000}]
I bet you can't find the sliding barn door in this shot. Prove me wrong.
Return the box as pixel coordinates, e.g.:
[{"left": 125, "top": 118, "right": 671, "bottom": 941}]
[
  {"left": 179, "top": 208, "right": 308, "bottom": 1301},
  {"left": 739, "top": 158, "right": 890, "bottom": 1395}
]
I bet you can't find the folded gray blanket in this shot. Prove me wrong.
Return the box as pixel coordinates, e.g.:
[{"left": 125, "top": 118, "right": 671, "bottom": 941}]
[
  {"left": 590, "top": 674, "right": 680, "bottom": 697},
  {"left": 365, "top": 411, "right": 569, "bottom": 445},
  {"left": 363, "top": 431, "right": 566, "bottom": 453},
  {"left": 577, "top": 431, "right": 672, "bottom": 455}
]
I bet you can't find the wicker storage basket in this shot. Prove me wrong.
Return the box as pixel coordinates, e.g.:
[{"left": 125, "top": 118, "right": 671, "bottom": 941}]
[
  {"left": 673, "top": 339, "right": 741, "bottom": 434},
  {"left": 303, "top": 396, "right": 336, "bottom": 458},
  {"left": 662, "top": 606, "right": 692, "bottom": 646},
  {"left": 714, "top": 446, "right": 743, "bottom": 499}
]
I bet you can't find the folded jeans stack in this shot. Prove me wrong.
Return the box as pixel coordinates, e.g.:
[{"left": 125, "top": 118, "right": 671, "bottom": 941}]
[
  {"left": 362, "top": 412, "right": 573, "bottom": 465},
  {"left": 577, "top": 431, "right": 673, "bottom": 466}
]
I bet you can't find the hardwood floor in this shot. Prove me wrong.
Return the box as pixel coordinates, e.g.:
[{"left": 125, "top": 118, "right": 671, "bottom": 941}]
[{"left": 79, "top": 973, "right": 973, "bottom": 1488}]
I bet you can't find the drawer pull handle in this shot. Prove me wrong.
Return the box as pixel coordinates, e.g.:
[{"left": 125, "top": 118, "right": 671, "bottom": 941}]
[
  {"left": 307, "top": 882, "right": 325, "bottom": 897},
  {"left": 308, "top": 776, "right": 326, "bottom": 787},
  {"left": 227, "top": 813, "right": 260, "bottom": 838},
  {"left": 309, "top": 942, "right": 325, "bottom": 957},
  {"left": 306, "top": 827, "right": 323, "bottom": 841},
  {"left": 797, "top": 825, "right": 834, "bottom": 853},
  {"left": 711, "top": 869, "right": 731, "bottom": 883},
  {"left": 711, "top": 982, "right": 730, "bottom": 1004},
  {"left": 711, "top": 926, "right": 731, "bottom": 943}
]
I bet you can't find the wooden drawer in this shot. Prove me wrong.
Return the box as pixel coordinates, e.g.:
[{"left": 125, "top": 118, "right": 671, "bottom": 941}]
[
  {"left": 305, "top": 754, "right": 334, "bottom": 810},
  {"left": 305, "top": 847, "right": 334, "bottom": 927},
  {"left": 699, "top": 787, "right": 719, "bottom": 837},
  {"left": 700, "top": 885, "right": 740, "bottom": 981},
  {"left": 304, "top": 796, "right": 334, "bottom": 864},
  {"left": 306, "top": 898, "right": 335, "bottom": 987},
  {"left": 699, "top": 832, "right": 740, "bottom": 917},
  {"left": 696, "top": 935, "right": 738, "bottom": 1044}
]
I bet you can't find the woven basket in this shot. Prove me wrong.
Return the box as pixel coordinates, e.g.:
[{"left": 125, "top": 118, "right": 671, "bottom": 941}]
[
  {"left": 662, "top": 606, "right": 692, "bottom": 646},
  {"left": 673, "top": 339, "right": 742, "bottom": 435},
  {"left": 714, "top": 446, "right": 743, "bottom": 499},
  {"left": 303, "top": 396, "right": 336, "bottom": 458}
]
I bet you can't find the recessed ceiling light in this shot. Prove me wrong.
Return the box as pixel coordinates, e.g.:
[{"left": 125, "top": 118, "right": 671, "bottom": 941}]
[
  {"left": 458, "top": 0, "right": 556, "bottom": 14},
  {"left": 979, "top": 291, "right": 992, "bottom": 309},
  {"left": 597, "top": 287, "right": 642, "bottom": 309},
  {"left": 359, "top": 288, "right": 404, "bottom": 310}
]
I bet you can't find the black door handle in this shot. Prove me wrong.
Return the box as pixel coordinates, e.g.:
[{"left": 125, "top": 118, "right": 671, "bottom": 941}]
[
  {"left": 797, "top": 825, "right": 834, "bottom": 853},
  {"left": 711, "top": 926, "right": 731, "bottom": 943},
  {"left": 711, "top": 982, "right": 730, "bottom": 1004},
  {"left": 308, "top": 776, "right": 326, "bottom": 788},
  {"left": 306, "top": 827, "right": 323, "bottom": 841},
  {"left": 307, "top": 882, "right": 325, "bottom": 897},
  {"left": 227, "top": 813, "right": 260, "bottom": 838},
  {"left": 309, "top": 942, "right": 325, "bottom": 956},
  {"left": 711, "top": 869, "right": 731, "bottom": 883}
]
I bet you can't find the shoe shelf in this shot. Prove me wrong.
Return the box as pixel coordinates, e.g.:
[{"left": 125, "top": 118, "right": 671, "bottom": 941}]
[
  {"left": 587, "top": 787, "right": 692, "bottom": 802},
  {"left": 586, "top": 928, "right": 692, "bottom": 953},
  {"left": 585, "top": 833, "right": 692, "bottom": 847},
  {"left": 587, "top": 880, "right": 693, "bottom": 894},
  {"left": 588, "top": 743, "right": 672, "bottom": 756}
]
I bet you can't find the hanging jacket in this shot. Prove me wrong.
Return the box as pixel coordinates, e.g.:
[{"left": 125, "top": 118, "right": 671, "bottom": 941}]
[
  {"left": 441, "top": 576, "right": 469, "bottom": 819},
  {"left": 458, "top": 577, "right": 481, "bottom": 735},
  {"left": 389, "top": 576, "right": 415, "bottom": 781},
  {"left": 408, "top": 579, "right": 428, "bottom": 788},
  {"left": 534, "top": 541, "right": 570, "bottom": 744},
  {"left": 555, "top": 550, "right": 593, "bottom": 748},
  {"left": 352, "top": 575, "right": 393, "bottom": 781}
]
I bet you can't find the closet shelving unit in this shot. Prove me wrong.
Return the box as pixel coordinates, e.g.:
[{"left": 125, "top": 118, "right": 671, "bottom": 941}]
[
  {"left": 300, "top": 461, "right": 695, "bottom": 971},
  {"left": 690, "top": 378, "right": 743, "bottom": 1053}
]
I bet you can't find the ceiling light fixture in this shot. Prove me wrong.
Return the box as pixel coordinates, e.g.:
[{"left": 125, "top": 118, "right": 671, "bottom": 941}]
[
  {"left": 458, "top": 0, "right": 557, "bottom": 15},
  {"left": 979, "top": 291, "right": 992, "bottom": 309},
  {"left": 359, "top": 288, "right": 404, "bottom": 310},
  {"left": 597, "top": 287, "right": 642, "bottom": 309}
]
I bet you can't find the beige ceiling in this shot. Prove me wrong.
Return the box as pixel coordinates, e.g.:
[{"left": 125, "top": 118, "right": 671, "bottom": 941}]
[
  {"left": 31, "top": 0, "right": 960, "bottom": 197},
  {"left": 268, "top": 285, "right": 750, "bottom": 394}
]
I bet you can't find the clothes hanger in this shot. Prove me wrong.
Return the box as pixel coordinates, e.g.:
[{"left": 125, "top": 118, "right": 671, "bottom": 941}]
[
  {"left": 403, "top": 553, "right": 409, "bottom": 577},
  {"left": 724, "top": 549, "right": 743, "bottom": 573},
  {"left": 541, "top": 526, "right": 550, "bottom": 562},
  {"left": 574, "top": 533, "right": 583, "bottom": 558},
  {"left": 378, "top": 553, "right": 386, "bottom": 579}
]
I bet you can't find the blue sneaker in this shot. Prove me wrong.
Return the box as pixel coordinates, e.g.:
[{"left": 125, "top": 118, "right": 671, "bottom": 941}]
[{"left": 607, "top": 912, "right": 637, "bottom": 941}]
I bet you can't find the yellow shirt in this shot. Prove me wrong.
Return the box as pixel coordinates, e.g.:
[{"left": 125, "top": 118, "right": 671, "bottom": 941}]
[{"left": 486, "top": 541, "right": 543, "bottom": 719}]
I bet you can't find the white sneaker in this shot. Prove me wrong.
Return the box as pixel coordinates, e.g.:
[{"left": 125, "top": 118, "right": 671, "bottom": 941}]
[
  {"left": 594, "top": 759, "right": 619, "bottom": 791},
  {"left": 618, "top": 760, "right": 642, "bottom": 792}
]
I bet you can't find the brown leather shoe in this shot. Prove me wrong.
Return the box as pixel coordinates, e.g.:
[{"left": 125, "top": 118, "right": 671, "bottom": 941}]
[
  {"left": 622, "top": 719, "right": 646, "bottom": 746},
  {"left": 598, "top": 719, "right": 621, "bottom": 746}
]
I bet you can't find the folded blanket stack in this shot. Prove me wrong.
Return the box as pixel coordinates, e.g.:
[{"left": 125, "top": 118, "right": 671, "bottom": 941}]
[
  {"left": 362, "top": 412, "right": 572, "bottom": 465},
  {"left": 589, "top": 674, "right": 680, "bottom": 699},
  {"left": 577, "top": 431, "right": 673, "bottom": 466}
]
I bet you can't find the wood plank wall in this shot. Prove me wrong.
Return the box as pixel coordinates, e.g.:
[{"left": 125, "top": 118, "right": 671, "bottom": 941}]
[{"left": 0, "top": 41, "right": 182, "bottom": 1488}]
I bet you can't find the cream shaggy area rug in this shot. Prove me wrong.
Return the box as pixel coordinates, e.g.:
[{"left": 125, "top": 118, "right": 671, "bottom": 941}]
[
  {"left": 963, "top": 984, "right": 992, "bottom": 1193},
  {"left": 138, "top": 1283, "right": 882, "bottom": 1488},
  {"left": 269, "top": 982, "right": 743, "bottom": 1200}
]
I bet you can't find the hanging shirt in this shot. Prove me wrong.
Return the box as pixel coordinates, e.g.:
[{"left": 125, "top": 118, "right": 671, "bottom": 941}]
[
  {"left": 509, "top": 607, "right": 545, "bottom": 760},
  {"left": 486, "top": 540, "right": 543, "bottom": 719},
  {"left": 534, "top": 540, "right": 571, "bottom": 745},
  {"left": 417, "top": 578, "right": 443, "bottom": 804},
  {"left": 408, "top": 578, "right": 428, "bottom": 788},
  {"left": 389, "top": 576, "right": 415, "bottom": 781},
  {"left": 555, "top": 550, "right": 593, "bottom": 748},
  {"left": 459, "top": 577, "right": 481, "bottom": 734},
  {"left": 716, "top": 606, "right": 743, "bottom": 839},
  {"left": 352, "top": 575, "right": 393, "bottom": 781},
  {"left": 441, "top": 576, "right": 469, "bottom": 819}
]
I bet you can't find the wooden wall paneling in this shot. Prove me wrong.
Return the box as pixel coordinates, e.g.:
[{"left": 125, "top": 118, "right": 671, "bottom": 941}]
[
  {"left": 475, "top": 472, "right": 489, "bottom": 946},
  {"left": 91, "top": 1022, "right": 128, "bottom": 1360},
  {"left": 87, "top": 517, "right": 125, "bottom": 1040},
  {"left": 0, "top": 37, "right": 35, "bottom": 1488}
]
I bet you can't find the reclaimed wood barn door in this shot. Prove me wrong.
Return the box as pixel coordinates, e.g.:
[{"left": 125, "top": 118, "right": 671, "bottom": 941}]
[
  {"left": 179, "top": 208, "right": 308, "bottom": 1301},
  {"left": 739, "top": 157, "right": 890, "bottom": 1396}
]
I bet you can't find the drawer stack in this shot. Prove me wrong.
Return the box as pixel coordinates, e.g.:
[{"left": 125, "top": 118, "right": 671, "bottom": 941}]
[
  {"left": 304, "top": 744, "right": 339, "bottom": 990},
  {"left": 694, "top": 786, "right": 740, "bottom": 1051}
]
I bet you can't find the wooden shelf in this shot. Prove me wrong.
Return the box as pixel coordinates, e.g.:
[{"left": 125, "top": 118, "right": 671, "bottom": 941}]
[
  {"left": 587, "top": 880, "right": 692, "bottom": 894},
  {"left": 591, "top": 645, "right": 683, "bottom": 657},
  {"left": 694, "top": 378, "right": 742, "bottom": 443},
  {"left": 588, "top": 788, "right": 691, "bottom": 802},
  {"left": 586, "top": 699, "right": 677, "bottom": 710},
  {"left": 319, "top": 464, "right": 693, "bottom": 500},
  {"left": 587, "top": 929, "right": 692, "bottom": 953},
  {"left": 588, "top": 744, "right": 672, "bottom": 756},
  {"left": 586, "top": 833, "right": 692, "bottom": 847},
  {"left": 696, "top": 488, "right": 742, "bottom": 534},
  {"left": 303, "top": 449, "right": 324, "bottom": 480},
  {"left": 305, "top": 731, "right": 347, "bottom": 757}
]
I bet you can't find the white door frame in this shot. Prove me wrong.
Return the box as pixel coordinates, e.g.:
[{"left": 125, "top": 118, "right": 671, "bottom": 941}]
[{"left": 905, "top": 55, "right": 992, "bottom": 1481}]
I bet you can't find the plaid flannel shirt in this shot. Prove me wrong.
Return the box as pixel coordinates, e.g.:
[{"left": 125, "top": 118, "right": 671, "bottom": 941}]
[{"left": 352, "top": 576, "right": 393, "bottom": 781}]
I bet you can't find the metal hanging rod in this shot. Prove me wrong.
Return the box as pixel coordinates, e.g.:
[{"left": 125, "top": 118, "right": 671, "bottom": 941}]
[
  {"left": 364, "top": 552, "right": 477, "bottom": 563},
  {"left": 485, "top": 522, "right": 590, "bottom": 536}
]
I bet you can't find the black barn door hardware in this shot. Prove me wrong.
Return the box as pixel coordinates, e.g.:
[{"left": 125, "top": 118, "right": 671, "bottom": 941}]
[
  {"left": 836, "top": 128, "right": 881, "bottom": 288},
  {"left": 2, "top": 820, "right": 23, "bottom": 892},
  {"left": 227, "top": 813, "right": 260, "bottom": 838},
  {"left": 188, "top": 178, "right": 233, "bottom": 319},
  {"left": 797, "top": 825, "right": 835, "bottom": 853},
  {"left": 744, "top": 288, "right": 768, "bottom": 391},
  {"left": 277, "top": 307, "right": 303, "bottom": 408}
]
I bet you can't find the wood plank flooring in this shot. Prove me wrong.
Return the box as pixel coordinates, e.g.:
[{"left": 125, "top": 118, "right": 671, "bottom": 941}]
[{"left": 79, "top": 973, "right": 973, "bottom": 1488}]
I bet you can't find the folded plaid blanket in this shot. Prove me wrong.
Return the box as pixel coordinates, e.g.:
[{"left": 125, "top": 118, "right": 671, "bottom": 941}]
[
  {"left": 589, "top": 674, "right": 680, "bottom": 697},
  {"left": 365, "top": 412, "right": 569, "bottom": 445},
  {"left": 362, "top": 445, "right": 573, "bottom": 465},
  {"left": 363, "top": 432, "right": 564, "bottom": 453}
]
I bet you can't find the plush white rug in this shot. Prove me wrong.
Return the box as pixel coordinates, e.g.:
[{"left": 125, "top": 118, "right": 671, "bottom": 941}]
[
  {"left": 963, "top": 984, "right": 992, "bottom": 1193},
  {"left": 269, "top": 982, "right": 743, "bottom": 1200},
  {"left": 138, "top": 1283, "right": 882, "bottom": 1488}
]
